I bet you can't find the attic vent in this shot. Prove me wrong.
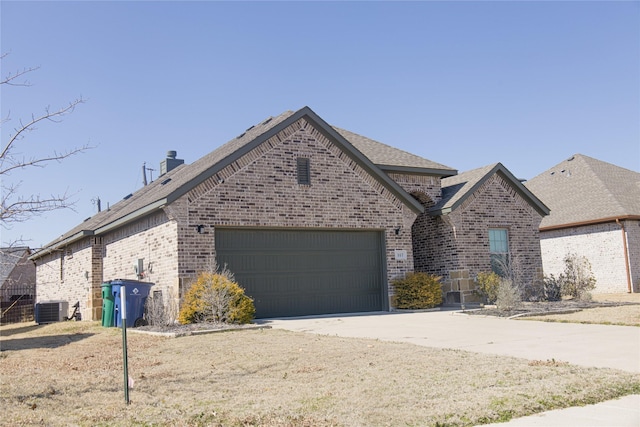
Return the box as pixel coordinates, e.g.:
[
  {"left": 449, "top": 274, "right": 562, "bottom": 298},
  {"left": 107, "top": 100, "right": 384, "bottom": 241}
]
[
  {"left": 297, "top": 157, "right": 311, "bottom": 185},
  {"left": 161, "top": 178, "right": 172, "bottom": 185},
  {"left": 123, "top": 193, "right": 133, "bottom": 200}
]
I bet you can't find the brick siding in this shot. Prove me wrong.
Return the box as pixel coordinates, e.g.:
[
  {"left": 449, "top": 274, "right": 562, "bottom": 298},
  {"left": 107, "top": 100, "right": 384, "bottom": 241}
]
[
  {"left": 174, "top": 118, "right": 417, "bottom": 302},
  {"left": 540, "top": 219, "right": 640, "bottom": 293},
  {"left": 35, "top": 238, "right": 98, "bottom": 320},
  {"left": 102, "top": 211, "right": 179, "bottom": 311},
  {"left": 412, "top": 173, "right": 544, "bottom": 300},
  {"left": 36, "top": 117, "right": 420, "bottom": 316}
]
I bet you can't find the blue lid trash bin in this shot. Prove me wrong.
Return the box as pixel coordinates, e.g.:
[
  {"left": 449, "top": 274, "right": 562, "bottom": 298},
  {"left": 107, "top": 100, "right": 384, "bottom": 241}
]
[
  {"left": 111, "top": 280, "right": 154, "bottom": 328},
  {"left": 101, "top": 282, "right": 115, "bottom": 327}
]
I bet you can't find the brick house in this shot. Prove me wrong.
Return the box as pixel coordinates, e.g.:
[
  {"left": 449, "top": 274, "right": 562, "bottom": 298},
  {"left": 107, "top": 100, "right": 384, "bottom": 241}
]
[
  {"left": 525, "top": 154, "right": 640, "bottom": 294},
  {"left": 412, "top": 163, "right": 549, "bottom": 303},
  {"left": 30, "top": 107, "right": 547, "bottom": 320}
]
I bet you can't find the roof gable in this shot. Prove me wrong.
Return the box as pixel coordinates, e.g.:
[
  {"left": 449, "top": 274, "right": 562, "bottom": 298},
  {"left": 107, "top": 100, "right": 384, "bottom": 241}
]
[
  {"left": 525, "top": 154, "right": 640, "bottom": 229},
  {"left": 430, "top": 163, "right": 549, "bottom": 217},
  {"left": 33, "top": 107, "right": 439, "bottom": 257}
]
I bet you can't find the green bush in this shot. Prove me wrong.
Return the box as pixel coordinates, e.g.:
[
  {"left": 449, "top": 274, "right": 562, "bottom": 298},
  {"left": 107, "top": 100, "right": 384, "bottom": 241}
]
[
  {"left": 391, "top": 272, "right": 443, "bottom": 309},
  {"left": 179, "top": 272, "right": 255, "bottom": 324},
  {"left": 475, "top": 271, "right": 501, "bottom": 304}
]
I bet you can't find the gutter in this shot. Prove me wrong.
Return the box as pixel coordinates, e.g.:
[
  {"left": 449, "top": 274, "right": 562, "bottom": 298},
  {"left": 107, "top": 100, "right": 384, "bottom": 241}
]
[
  {"left": 93, "top": 199, "right": 167, "bottom": 235},
  {"left": 29, "top": 200, "right": 167, "bottom": 261},
  {"left": 539, "top": 215, "right": 640, "bottom": 232},
  {"left": 616, "top": 219, "right": 633, "bottom": 293},
  {"left": 29, "top": 230, "right": 94, "bottom": 261},
  {"left": 379, "top": 165, "right": 458, "bottom": 177}
]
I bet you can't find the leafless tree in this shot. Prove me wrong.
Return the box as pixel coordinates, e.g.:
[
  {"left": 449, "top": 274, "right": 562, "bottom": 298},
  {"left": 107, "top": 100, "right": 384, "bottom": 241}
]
[{"left": 1, "top": 53, "right": 90, "bottom": 241}]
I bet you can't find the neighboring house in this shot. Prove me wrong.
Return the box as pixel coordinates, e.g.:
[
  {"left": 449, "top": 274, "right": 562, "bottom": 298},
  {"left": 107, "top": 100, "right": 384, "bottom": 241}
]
[
  {"left": 412, "top": 164, "right": 549, "bottom": 303},
  {"left": 525, "top": 154, "right": 640, "bottom": 294},
  {"left": 30, "top": 106, "right": 547, "bottom": 320},
  {"left": 0, "top": 247, "right": 36, "bottom": 323}
]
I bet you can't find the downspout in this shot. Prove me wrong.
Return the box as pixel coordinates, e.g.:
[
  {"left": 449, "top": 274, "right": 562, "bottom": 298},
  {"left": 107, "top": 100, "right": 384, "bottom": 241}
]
[{"left": 616, "top": 219, "right": 633, "bottom": 293}]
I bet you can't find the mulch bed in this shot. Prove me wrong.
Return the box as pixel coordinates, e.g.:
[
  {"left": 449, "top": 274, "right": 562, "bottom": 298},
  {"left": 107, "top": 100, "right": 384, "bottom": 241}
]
[{"left": 464, "top": 300, "right": 639, "bottom": 318}]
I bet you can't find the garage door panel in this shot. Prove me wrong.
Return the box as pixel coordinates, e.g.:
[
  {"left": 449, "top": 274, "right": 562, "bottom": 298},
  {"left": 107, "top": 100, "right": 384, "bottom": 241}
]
[
  {"left": 215, "top": 228, "right": 385, "bottom": 318},
  {"left": 235, "top": 271, "right": 381, "bottom": 294},
  {"left": 219, "top": 252, "right": 381, "bottom": 274}
]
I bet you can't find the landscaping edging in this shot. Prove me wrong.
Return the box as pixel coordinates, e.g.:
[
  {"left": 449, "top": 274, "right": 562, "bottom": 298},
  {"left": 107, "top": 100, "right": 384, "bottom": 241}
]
[{"left": 129, "top": 324, "right": 271, "bottom": 338}]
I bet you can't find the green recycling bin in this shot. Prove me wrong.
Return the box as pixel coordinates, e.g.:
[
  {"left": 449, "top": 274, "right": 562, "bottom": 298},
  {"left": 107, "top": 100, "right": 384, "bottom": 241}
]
[{"left": 101, "top": 282, "right": 115, "bottom": 327}]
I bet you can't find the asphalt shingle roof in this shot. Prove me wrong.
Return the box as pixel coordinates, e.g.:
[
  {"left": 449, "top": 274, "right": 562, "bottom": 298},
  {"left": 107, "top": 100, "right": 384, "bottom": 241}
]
[
  {"left": 334, "top": 127, "right": 456, "bottom": 174},
  {"left": 35, "top": 107, "right": 452, "bottom": 255},
  {"left": 432, "top": 164, "right": 499, "bottom": 213},
  {"left": 431, "top": 163, "right": 549, "bottom": 217},
  {"left": 525, "top": 154, "right": 640, "bottom": 229}
]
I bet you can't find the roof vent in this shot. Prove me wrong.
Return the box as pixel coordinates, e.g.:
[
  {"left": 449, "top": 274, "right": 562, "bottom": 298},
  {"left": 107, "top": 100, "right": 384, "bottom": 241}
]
[
  {"left": 123, "top": 193, "right": 133, "bottom": 200},
  {"left": 567, "top": 156, "right": 575, "bottom": 161}
]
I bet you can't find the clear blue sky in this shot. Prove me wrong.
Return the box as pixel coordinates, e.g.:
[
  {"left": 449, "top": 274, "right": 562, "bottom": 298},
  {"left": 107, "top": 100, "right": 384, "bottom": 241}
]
[{"left": 2, "top": 1, "right": 639, "bottom": 248}]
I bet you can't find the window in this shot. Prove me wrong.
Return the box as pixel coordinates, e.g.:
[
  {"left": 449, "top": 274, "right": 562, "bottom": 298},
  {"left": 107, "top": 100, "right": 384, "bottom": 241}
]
[
  {"left": 489, "top": 228, "right": 509, "bottom": 276},
  {"left": 297, "top": 157, "right": 310, "bottom": 185}
]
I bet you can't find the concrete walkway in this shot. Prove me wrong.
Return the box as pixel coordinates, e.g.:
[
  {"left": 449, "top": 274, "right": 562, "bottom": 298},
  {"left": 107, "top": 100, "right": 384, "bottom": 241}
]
[{"left": 260, "top": 310, "right": 640, "bottom": 426}]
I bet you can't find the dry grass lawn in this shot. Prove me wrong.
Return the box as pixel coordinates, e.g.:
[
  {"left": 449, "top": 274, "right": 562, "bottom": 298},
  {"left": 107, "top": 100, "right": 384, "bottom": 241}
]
[
  {"left": 522, "top": 293, "right": 640, "bottom": 326},
  {"left": 1, "top": 321, "right": 639, "bottom": 427}
]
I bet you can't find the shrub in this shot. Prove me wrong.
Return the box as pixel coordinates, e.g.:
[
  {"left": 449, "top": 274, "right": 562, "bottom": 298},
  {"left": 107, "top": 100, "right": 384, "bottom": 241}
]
[
  {"left": 475, "top": 272, "right": 501, "bottom": 304},
  {"left": 542, "top": 274, "right": 562, "bottom": 302},
  {"left": 391, "top": 272, "right": 443, "bottom": 309},
  {"left": 495, "top": 278, "right": 522, "bottom": 312},
  {"left": 144, "top": 288, "right": 179, "bottom": 326},
  {"left": 179, "top": 271, "right": 255, "bottom": 325},
  {"left": 559, "top": 253, "right": 596, "bottom": 301}
]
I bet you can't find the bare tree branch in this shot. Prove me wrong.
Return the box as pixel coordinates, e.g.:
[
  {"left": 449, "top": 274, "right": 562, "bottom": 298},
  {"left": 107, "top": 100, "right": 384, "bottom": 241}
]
[
  {"left": 1, "top": 98, "right": 85, "bottom": 160},
  {"left": 0, "top": 144, "right": 90, "bottom": 176},
  {"left": 1, "top": 52, "right": 90, "bottom": 240},
  {"left": 0, "top": 52, "right": 40, "bottom": 87},
  {"left": 1, "top": 192, "right": 77, "bottom": 224}
]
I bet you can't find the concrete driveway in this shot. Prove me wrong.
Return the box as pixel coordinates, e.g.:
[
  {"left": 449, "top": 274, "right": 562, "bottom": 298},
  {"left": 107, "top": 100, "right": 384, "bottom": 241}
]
[
  {"left": 261, "top": 310, "right": 640, "bottom": 426},
  {"left": 261, "top": 310, "right": 640, "bottom": 373}
]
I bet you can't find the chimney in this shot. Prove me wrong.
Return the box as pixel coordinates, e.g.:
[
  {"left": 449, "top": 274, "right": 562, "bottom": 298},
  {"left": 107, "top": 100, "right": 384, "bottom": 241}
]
[{"left": 160, "top": 150, "right": 184, "bottom": 176}]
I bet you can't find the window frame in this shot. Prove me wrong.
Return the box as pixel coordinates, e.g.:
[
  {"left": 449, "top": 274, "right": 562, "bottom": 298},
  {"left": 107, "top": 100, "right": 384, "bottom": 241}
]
[{"left": 489, "top": 228, "right": 509, "bottom": 276}]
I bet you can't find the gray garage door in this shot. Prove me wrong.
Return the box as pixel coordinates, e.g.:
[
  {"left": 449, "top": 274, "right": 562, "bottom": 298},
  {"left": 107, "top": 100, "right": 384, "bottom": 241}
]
[{"left": 215, "top": 228, "right": 386, "bottom": 318}]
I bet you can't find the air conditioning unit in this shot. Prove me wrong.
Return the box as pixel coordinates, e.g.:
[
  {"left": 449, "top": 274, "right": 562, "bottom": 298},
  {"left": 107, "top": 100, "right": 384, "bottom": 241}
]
[{"left": 35, "top": 301, "right": 69, "bottom": 325}]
